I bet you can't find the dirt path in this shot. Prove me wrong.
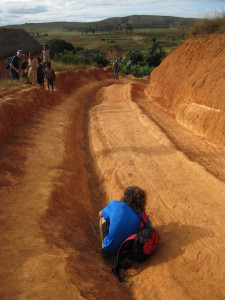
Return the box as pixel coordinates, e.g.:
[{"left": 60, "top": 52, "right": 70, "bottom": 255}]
[
  {"left": 89, "top": 81, "right": 225, "bottom": 299},
  {"left": 0, "top": 69, "right": 225, "bottom": 299}
]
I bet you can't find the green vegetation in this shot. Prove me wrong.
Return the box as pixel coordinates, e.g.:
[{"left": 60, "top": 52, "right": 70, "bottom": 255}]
[
  {"left": 190, "top": 11, "right": 225, "bottom": 35},
  {"left": 46, "top": 36, "right": 165, "bottom": 77},
  {"left": 3, "top": 15, "right": 198, "bottom": 77},
  {"left": 145, "top": 40, "right": 166, "bottom": 67},
  {"left": 47, "top": 39, "right": 110, "bottom": 69},
  {"left": 119, "top": 39, "right": 166, "bottom": 77},
  {"left": 53, "top": 51, "right": 92, "bottom": 66},
  {"left": 5, "top": 15, "right": 193, "bottom": 55},
  {"left": 37, "top": 27, "right": 187, "bottom": 54},
  {"left": 47, "top": 39, "right": 74, "bottom": 56},
  {"left": 93, "top": 56, "right": 109, "bottom": 67},
  {"left": 6, "top": 15, "right": 196, "bottom": 34},
  {"left": 120, "top": 59, "right": 153, "bottom": 78}
]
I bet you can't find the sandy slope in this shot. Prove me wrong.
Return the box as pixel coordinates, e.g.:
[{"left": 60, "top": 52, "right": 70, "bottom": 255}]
[
  {"left": 0, "top": 48, "right": 225, "bottom": 299},
  {"left": 146, "top": 33, "right": 225, "bottom": 148}
]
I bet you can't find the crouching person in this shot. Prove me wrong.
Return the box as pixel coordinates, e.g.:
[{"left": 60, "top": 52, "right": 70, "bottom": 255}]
[
  {"left": 99, "top": 186, "right": 151, "bottom": 258},
  {"left": 9, "top": 50, "right": 25, "bottom": 80}
]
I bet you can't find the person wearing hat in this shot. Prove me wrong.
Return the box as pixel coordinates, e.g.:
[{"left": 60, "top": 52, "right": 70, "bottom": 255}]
[{"left": 9, "top": 50, "right": 25, "bottom": 80}]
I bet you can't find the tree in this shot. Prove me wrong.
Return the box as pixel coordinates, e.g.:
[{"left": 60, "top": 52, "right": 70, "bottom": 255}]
[
  {"left": 125, "top": 23, "right": 133, "bottom": 34},
  {"left": 47, "top": 39, "right": 74, "bottom": 57},
  {"left": 93, "top": 56, "right": 109, "bottom": 67},
  {"left": 145, "top": 41, "right": 166, "bottom": 67},
  {"left": 130, "top": 50, "right": 144, "bottom": 65}
]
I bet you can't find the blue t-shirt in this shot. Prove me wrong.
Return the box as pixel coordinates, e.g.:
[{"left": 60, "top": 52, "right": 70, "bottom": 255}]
[{"left": 101, "top": 200, "right": 151, "bottom": 255}]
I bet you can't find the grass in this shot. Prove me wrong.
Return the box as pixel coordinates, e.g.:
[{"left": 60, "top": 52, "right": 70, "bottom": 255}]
[
  {"left": 0, "top": 79, "right": 17, "bottom": 90},
  {"left": 51, "top": 61, "right": 79, "bottom": 72},
  {"left": 36, "top": 27, "right": 189, "bottom": 56},
  {"left": 190, "top": 11, "right": 225, "bottom": 35}
]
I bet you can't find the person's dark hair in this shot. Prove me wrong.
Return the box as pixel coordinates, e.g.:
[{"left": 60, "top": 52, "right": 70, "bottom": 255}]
[
  {"left": 37, "top": 57, "right": 41, "bottom": 63},
  {"left": 121, "top": 186, "right": 146, "bottom": 213},
  {"left": 46, "top": 62, "right": 51, "bottom": 68}
]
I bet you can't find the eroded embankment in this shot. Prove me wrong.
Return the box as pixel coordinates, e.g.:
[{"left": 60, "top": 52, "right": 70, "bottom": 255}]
[
  {"left": 146, "top": 33, "right": 225, "bottom": 148},
  {"left": 0, "top": 86, "right": 61, "bottom": 144},
  {"left": 129, "top": 82, "right": 225, "bottom": 183},
  {"left": 0, "top": 68, "right": 131, "bottom": 299}
]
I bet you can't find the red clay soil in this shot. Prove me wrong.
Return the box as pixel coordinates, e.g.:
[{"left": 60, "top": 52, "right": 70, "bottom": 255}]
[
  {"left": 146, "top": 33, "right": 225, "bottom": 148},
  {"left": 0, "top": 34, "right": 225, "bottom": 300}
]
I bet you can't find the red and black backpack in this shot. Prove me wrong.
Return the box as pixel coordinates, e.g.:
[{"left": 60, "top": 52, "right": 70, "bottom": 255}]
[{"left": 112, "top": 212, "right": 159, "bottom": 282}]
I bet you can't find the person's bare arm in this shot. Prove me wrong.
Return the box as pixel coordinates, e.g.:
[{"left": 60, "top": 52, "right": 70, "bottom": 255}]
[
  {"left": 10, "top": 63, "right": 19, "bottom": 74},
  {"left": 99, "top": 211, "right": 105, "bottom": 246}
]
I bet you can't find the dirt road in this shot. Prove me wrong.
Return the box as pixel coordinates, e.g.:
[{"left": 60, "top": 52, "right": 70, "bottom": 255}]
[{"left": 0, "top": 68, "right": 225, "bottom": 299}]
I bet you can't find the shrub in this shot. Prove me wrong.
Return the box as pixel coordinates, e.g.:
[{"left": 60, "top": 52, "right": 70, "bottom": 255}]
[
  {"left": 145, "top": 41, "right": 166, "bottom": 67},
  {"left": 130, "top": 65, "right": 154, "bottom": 78},
  {"left": 93, "top": 56, "right": 109, "bottom": 67},
  {"left": 73, "top": 47, "right": 84, "bottom": 54},
  {"left": 129, "top": 50, "right": 144, "bottom": 64},
  {"left": 47, "top": 39, "right": 74, "bottom": 57},
  {"left": 119, "top": 59, "right": 127, "bottom": 74},
  {"left": 190, "top": 11, "right": 225, "bottom": 35},
  {"left": 53, "top": 51, "right": 92, "bottom": 66},
  {"left": 79, "top": 57, "right": 91, "bottom": 65}
]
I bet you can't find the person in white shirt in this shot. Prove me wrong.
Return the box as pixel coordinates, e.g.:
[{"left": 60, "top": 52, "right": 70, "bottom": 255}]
[{"left": 40, "top": 45, "right": 50, "bottom": 68}]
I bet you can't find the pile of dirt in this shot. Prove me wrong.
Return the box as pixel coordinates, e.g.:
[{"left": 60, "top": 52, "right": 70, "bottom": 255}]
[{"left": 146, "top": 33, "right": 225, "bottom": 148}]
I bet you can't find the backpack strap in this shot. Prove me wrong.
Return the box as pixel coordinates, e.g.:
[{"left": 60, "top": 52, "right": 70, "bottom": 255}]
[
  {"left": 112, "top": 233, "right": 136, "bottom": 282},
  {"left": 112, "top": 212, "right": 149, "bottom": 282},
  {"left": 140, "top": 212, "right": 148, "bottom": 228}
]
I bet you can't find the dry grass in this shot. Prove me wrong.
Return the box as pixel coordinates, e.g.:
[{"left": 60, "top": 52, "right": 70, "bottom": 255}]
[
  {"left": 51, "top": 61, "right": 88, "bottom": 72},
  {"left": 190, "top": 11, "right": 225, "bottom": 35},
  {"left": 0, "top": 79, "right": 17, "bottom": 90}
]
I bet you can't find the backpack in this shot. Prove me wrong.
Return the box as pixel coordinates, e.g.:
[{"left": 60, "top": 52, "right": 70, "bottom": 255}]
[
  {"left": 4, "top": 56, "right": 13, "bottom": 69},
  {"left": 112, "top": 212, "right": 159, "bottom": 282},
  {"left": 45, "top": 68, "right": 55, "bottom": 80},
  {"left": 114, "top": 60, "right": 118, "bottom": 69}
]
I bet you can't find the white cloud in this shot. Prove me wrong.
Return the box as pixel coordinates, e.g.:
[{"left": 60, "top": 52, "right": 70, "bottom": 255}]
[
  {"left": 0, "top": 0, "right": 224, "bottom": 26},
  {"left": 8, "top": 5, "right": 48, "bottom": 15}
]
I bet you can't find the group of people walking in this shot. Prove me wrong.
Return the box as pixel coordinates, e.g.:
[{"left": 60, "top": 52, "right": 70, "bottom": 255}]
[
  {"left": 9, "top": 45, "right": 55, "bottom": 92},
  {"left": 112, "top": 58, "right": 132, "bottom": 79}
]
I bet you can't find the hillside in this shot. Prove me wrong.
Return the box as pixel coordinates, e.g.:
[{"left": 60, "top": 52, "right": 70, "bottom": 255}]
[{"left": 3, "top": 15, "right": 197, "bottom": 32}]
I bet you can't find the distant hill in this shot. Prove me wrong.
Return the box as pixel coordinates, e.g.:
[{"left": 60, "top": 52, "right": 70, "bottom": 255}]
[{"left": 2, "top": 15, "right": 197, "bottom": 33}]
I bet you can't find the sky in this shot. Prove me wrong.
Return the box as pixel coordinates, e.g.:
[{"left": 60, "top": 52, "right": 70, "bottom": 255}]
[{"left": 0, "top": 0, "right": 224, "bottom": 26}]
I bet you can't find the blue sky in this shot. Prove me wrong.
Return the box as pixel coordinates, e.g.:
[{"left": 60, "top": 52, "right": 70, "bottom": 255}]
[{"left": 0, "top": 0, "right": 224, "bottom": 26}]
